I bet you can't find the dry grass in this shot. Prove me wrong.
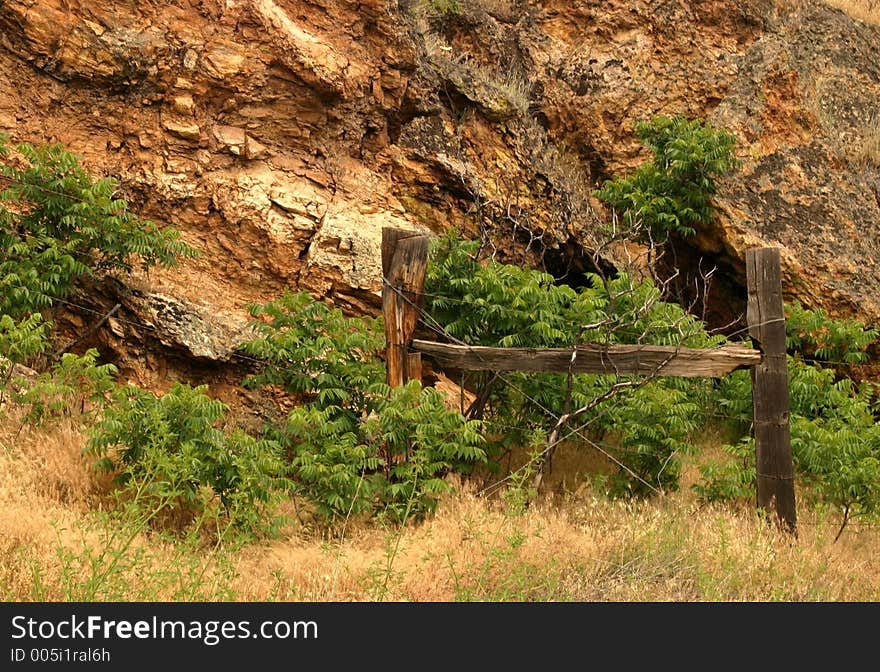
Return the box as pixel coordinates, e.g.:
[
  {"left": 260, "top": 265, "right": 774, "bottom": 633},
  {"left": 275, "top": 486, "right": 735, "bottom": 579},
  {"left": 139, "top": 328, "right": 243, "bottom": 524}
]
[
  {"left": 824, "top": 0, "right": 880, "bottom": 24},
  {"left": 853, "top": 114, "right": 880, "bottom": 167},
  {"left": 0, "top": 414, "right": 103, "bottom": 600},
  {"left": 2, "top": 410, "right": 880, "bottom": 602},
  {"left": 802, "top": 67, "right": 880, "bottom": 170},
  {"left": 423, "top": 30, "right": 532, "bottom": 120},
  {"left": 235, "top": 489, "right": 880, "bottom": 601}
]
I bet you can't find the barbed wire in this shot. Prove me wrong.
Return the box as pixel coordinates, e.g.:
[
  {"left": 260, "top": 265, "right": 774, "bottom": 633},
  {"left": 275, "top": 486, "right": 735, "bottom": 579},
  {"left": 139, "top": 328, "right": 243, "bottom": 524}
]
[
  {"left": 25, "top": 272, "right": 878, "bottom": 375},
  {"left": 7, "top": 149, "right": 880, "bottom": 538},
  {"left": 380, "top": 275, "right": 880, "bottom": 505},
  {"left": 384, "top": 278, "right": 722, "bottom": 497},
  {"left": 10, "top": 252, "right": 873, "bottom": 426}
]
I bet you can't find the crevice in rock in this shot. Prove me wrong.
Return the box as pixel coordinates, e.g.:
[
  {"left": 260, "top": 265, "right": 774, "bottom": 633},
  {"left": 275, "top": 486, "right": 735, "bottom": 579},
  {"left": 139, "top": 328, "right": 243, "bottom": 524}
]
[
  {"left": 658, "top": 236, "right": 749, "bottom": 338},
  {"left": 541, "top": 236, "right": 618, "bottom": 290},
  {"left": 536, "top": 232, "right": 749, "bottom": 340}
]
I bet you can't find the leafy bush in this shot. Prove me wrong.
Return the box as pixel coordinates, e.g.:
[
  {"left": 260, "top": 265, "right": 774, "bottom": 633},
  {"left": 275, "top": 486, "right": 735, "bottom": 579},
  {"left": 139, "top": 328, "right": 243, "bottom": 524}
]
[
  {"left": 785, "top": 299, "right": 878, "bottom": 365},
  {"left": 239, "top": 291, "right": 486, "bottom": 524},
  {"left": 0, "top": 313, "right": 49, "bottom": 403},
  {"left": 0, "top": 135, "right": 197, "bottom": 319},
  {"left": 594, "top": 115, "right": 739, "bottom": 240},
  {"left": 697, "top": 304, "right": 880, "bottom": 539},
  {"left": 12, "top": 348, "right": 117, "bottom": 424},
  {"left": 793, "top": 411, "right": 880, "bottom": 541},
  {"left": 86, "top": 383, "right": 291, "bottom": 537},
  {"left": 0, "top": 136, "right": 197, "bottom": 413},
  {"left": 425, "top": 230, "right": 720, "bottom": 495},
  {"left": 600, "top": 383, "right": 700, "bottom": 497},
  {"left": 426, "top": 230, "right": 722, "bottom": 350},
  {"left": 278, "top": 405, "right": 383, "bottom": 520},
  {"left": 0, "top": 313, "right": 49, "bottom": 364},
  {"left": 277, "top": 381, "right": 486, "bottom": 522},
  {"left": 241, "top": 290, "right": 386, "bottom": 427},
  {"left": 691, "top": 437, "right": 754, "bottom": 504}
]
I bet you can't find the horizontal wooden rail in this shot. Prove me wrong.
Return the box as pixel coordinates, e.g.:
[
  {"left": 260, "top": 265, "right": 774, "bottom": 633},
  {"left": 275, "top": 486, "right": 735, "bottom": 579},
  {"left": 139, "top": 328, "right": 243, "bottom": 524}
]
[{"left": 411, "top": 339, "right": 762, "bottom": 378}]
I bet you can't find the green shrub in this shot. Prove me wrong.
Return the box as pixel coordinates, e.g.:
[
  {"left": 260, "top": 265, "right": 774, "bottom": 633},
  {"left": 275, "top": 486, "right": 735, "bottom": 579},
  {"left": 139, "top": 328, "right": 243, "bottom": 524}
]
[
  {"left": 277, "top": 381, "right": 486, "bottom": 522},
  {"left": 697, "top": 304, "right": 880, "bottom": 539},
  {"left": 278, "top": 405, "right": 384, "bottom": 520},
  {"left": 425, "top": 230, "right": 720, "bottom": 496},
  {"left": 0, "top": 313, "right": 50, "bottom": 403},
  {"left": 691, "top": 437, "right": 754, "bottom": 504},
  {"left": 600, "top": 383, "right": 700, "bottom": 497},
  {"left": 785, "top": 299, "right": 878, "bottom": 364},
  {"left": 240, "top": 290, "right": 386, "bottom": 428},
  {"left": 0, "top": 313, "right": 49, "bottom": 363},
  {"left": 426, "top": 230, "right": 723, "bottom": 350},
  {"left": 239, "top": 291, "right": 486, "bottom": 524},
  {"left": 594, "top": 115, "right": 739, "bottom": 240},
  {"left": 0, "top": 135, "right": 197, "bottom": 319},
  {"left": 12, "top": 348, "right": 117, "bottom": 424},
  {"left": 367, "top": 381, "right": 487, "bottom": 521},
  {"left": 0, "top": 136, "right": 196, "bottom": 411},
  {"left": 793, "top": 412, "right": 880, "bottom": 540},
  {"left": 86, "top": 383, "right": 290, "bottom": 538}
]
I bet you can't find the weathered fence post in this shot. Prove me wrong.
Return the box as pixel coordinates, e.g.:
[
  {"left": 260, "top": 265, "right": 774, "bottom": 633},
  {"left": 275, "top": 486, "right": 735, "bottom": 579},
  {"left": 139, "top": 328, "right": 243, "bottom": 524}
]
[
  {"left": 746, "top": 247, "right": 797, "bottom": 534},
  {"left": 381, "top": 227, "right": 429, "bottom": 388}
]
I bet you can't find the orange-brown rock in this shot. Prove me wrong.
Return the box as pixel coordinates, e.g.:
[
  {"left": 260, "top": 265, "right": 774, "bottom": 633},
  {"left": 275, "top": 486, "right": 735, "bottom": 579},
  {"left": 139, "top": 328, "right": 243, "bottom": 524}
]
[{"left": 0, "top": 0, "right": 878, "bottom": 389}]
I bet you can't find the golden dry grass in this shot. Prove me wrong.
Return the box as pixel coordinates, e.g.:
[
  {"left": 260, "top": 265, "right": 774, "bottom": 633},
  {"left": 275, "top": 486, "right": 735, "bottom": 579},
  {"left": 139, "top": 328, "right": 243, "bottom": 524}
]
[
  {"left": 2, "top": 410, "right": 880, "bottom": 602},
  {"left": 231, "top": 489, "right": 880, "bottom": 601},
  {"left": 853, "top": 114, "right": 880, "bottom": 167},
  {"left": 824, "top": 0, "right": 880, "bottom": 24}
]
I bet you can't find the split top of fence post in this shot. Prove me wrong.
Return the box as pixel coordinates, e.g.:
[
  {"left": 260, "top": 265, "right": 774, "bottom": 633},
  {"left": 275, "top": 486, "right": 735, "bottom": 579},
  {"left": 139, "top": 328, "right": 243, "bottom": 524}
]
[
  {"left": 382, "top": 227, "right": 430, "bottom": 388},
  {"left": 746, "top": 247, "right": 797, "bottom": 535}
]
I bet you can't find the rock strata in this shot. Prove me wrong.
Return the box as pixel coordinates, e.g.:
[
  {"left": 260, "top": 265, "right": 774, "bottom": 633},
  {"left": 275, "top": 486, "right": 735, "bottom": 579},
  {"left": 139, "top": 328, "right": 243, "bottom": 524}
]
[{"left": 0, "top": 0, "right": 877, "bottom": 384}]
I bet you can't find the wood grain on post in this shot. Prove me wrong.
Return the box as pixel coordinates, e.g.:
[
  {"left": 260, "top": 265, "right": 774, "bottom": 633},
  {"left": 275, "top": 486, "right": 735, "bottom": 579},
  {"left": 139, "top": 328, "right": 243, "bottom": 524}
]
[
  {"left": 746, "top": 247, "right": 797, "bottom": 534},
  {"left": 382, "top": 228, "right": 429, "bottom": 387}
]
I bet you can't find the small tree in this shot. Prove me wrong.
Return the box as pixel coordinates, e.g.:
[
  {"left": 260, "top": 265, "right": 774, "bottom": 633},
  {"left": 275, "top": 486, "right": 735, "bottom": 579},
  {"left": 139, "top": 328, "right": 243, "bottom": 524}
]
[
  {"left": 595, "top": 115, "right": 739, "bottom": 241},
  {"left": 0, "top": 135, "right": 196, "bottom": 320}
]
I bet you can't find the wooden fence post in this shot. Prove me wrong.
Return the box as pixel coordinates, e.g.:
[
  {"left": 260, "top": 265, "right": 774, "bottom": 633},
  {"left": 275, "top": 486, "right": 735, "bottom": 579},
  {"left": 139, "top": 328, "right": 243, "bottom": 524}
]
[
  {"left": 382, "top": 227, "right": 429, "bottom": 388},
  {"left": 746, "top": 247, "right": 797, "bottom": 534}
]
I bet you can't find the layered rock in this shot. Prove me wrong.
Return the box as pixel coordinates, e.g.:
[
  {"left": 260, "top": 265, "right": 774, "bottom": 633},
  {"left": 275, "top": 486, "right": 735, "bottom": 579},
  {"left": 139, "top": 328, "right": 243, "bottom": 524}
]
[{"left": 0, "top": 0, "right": 878, "bottom": 388}]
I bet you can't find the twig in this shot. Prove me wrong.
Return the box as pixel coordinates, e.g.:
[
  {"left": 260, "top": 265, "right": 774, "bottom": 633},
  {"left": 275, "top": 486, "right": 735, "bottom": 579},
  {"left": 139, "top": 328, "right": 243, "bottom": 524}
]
[{"left": 51, "top": 303, "right": 121, "bottom": 360}]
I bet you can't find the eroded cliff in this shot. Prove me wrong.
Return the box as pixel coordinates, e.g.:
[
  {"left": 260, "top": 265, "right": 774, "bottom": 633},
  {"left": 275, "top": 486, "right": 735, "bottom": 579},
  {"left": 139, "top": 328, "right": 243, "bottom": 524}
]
[{"left": 1, "top": 0, "right": 878, "bottom": 393}]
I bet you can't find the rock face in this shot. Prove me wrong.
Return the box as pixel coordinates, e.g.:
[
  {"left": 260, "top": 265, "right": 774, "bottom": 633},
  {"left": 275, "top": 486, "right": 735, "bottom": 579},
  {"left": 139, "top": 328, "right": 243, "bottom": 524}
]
[{"left": 0, "top": 0, "right": 878, "bottom": 386}]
